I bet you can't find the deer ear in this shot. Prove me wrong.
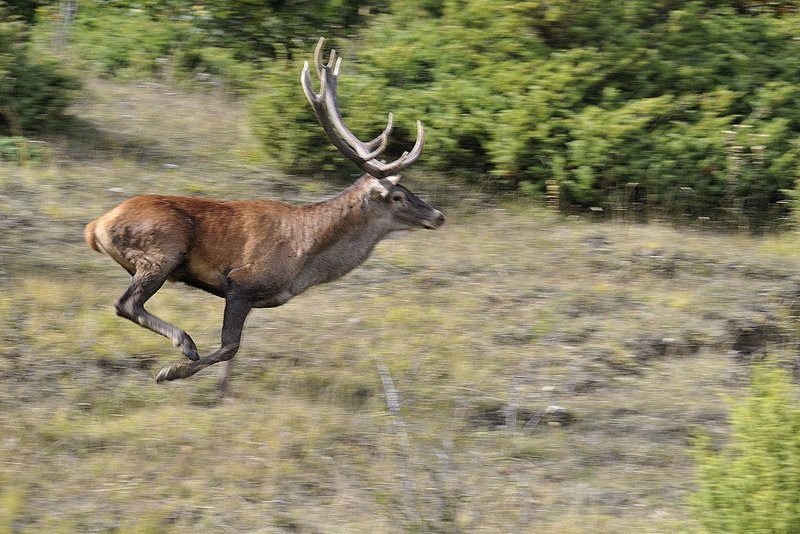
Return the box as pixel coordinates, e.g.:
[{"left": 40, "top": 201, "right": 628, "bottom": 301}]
[{"left": 369, "top": 179, "right": 392, "bottom": 198}]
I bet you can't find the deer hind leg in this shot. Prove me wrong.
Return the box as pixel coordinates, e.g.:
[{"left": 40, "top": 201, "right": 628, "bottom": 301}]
[
  {"left": 115, "top": 270, "right": 200, "bottom": 361},
  {"left": 156, "top": 295, "right": 251, "bottom": 386}
]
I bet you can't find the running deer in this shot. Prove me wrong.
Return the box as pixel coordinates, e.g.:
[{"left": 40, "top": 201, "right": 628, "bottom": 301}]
[{"left": 85, "top": 38, "right": 445, "bottom": 391}]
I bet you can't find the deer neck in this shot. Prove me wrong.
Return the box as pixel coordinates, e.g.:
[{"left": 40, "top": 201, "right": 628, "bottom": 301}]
[
  {"left": 291, "top": 176, "right": 391, "bottom": 292},
  {"left": 302, "top": 175, "right": 385, "bottom": 243}
]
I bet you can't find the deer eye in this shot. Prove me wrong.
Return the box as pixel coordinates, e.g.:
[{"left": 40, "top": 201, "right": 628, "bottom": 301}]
[{"left": 390, "top": 193, "right": 404, "bottom": 203}]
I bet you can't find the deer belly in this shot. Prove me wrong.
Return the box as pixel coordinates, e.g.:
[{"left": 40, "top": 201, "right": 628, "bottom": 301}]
[
  {"left": 251, "top": 290, "right": 295, "bottom": 308},
  {"left": 169, "top": 260, "right": 227, "bottom": 297}
]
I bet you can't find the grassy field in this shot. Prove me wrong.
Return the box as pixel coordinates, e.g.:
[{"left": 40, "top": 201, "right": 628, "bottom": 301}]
[{"left": 3, "top": 79, "right": 800, "bottom": 533}]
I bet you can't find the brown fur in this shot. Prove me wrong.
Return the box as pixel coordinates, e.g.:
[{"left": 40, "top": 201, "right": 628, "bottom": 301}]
[{"left": 87, "top": 183, "right": 380, "bottom": 297}]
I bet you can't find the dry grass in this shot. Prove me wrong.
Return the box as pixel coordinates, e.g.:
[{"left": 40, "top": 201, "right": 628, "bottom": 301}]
[{"left": 3, "top": 79, "right": 800, "bottom": 533}]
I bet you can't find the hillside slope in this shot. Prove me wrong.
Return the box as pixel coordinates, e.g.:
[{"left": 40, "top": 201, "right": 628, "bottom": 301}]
[{"left": 2, "top": 80, "right": 800, "bottom": 532}]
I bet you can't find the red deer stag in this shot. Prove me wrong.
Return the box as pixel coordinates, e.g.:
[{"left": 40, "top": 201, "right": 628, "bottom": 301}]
[{"left": 85, "top": 37, "right": 445, "bottom": 391}]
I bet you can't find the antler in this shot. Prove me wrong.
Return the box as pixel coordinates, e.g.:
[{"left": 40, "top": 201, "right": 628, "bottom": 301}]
[{"left": 300, "top": 37, "right": 425, "bottom": 179}]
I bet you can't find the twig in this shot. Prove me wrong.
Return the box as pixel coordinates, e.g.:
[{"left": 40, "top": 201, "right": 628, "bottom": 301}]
[
  {"left": 378, "top": 363, "right": 403, "bottom": 417},
  {"left": 521, "top": 408, "right": 547, "bottom": 434},
  {"left": 377, "top": 363, "right": 419, "bottom": 523}
]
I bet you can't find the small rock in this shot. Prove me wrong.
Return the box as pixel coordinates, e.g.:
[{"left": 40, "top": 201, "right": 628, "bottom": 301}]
[{"left": 544, "top": 405, "right": 574, "bottom": 426}]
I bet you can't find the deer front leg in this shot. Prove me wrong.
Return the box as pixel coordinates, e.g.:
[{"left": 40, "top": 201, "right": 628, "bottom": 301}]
[{"left": 156, "top": 296, "right": 251, "bottom": 384}]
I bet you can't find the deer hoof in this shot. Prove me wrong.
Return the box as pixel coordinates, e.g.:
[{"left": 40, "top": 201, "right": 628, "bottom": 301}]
[
  {"left": 175, "top": 334, "right": 200, "bottom": 361},
  {"left": 155, "top": 367, "right": 171, "bottom": 383},
  {"left": 156, "top": 363, "right": 187, "bottom": 383}
]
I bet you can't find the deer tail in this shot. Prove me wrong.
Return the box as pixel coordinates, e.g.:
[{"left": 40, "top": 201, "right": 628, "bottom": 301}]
[{"left": 84, "top": 219, "right": 101, "bottom": 252}]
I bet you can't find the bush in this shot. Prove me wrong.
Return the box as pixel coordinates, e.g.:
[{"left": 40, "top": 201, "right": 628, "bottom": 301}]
[
  {"left": 693, "top": 364, "right": 800, "bottom": 533},
  {"left": 175, "top": 45, "right": 257, "bottom": 95},
  {"left": 181, "top": 0, "right": 390, "bottom": 61},
  {"left": 0, "top": 136, "right": 46, "bottom": 163},
  {"left": 249, "top": 56, "right": 343, "bottom": 176},
  {"left": 60, "top": 0, "right": 388, "bottom": 83},
  {"left": 250, "top": 0, "right": 800, "bottom": 225},
  {"left": 0, "top": 3, "right": 79, "bottom": 135},
  {"left": 64, "top": 2, "right": 184, "bottom": 79},
  {"left": 30, "top": 0, "right": 799, "bottom": 225}
]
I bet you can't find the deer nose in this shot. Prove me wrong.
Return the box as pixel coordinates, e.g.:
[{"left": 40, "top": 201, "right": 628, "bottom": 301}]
[{"left": 425, "top": 210, "right": 445, "bottom": 230}]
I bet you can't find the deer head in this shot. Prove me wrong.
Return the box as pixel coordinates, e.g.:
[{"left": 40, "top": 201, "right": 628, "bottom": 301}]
[{"left": 300, "top": 38, "right": 443, "bottom": 230}]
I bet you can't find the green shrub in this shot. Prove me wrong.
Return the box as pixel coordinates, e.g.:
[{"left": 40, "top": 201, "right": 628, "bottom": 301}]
[
  {"left": 65, "top": 2, "right": 183, "bottom": 79},
  {"left": 175, "top": 45, "right": 257, "bottom": 95},
  {"left": 249, "top": 57, "right": 347, "bottom": 176},
  {"left": 0, "top": 3, "right": 79, "bottom": 134},
  {"left": 693, "top": 364, "right": 800, "bottom": 533},
  {"left": 28, "top": 0, "right": 800, "bottom": 225},
  {"left": 0, "top": 136, "right": 45, "bottom": 163},
  {"left": 249, "top": 0, "right": 800, "bottom": 225},
  {"left": 180, "top": 0, "right": 390, "bottom": 61},
  {"left": 60, "top": 0, "right": 388, "bottom": 81}
]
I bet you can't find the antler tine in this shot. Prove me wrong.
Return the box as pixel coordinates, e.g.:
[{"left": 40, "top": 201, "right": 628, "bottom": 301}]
[
  {"left": 302, "top": 59, "right": 369, "bottom": 167},
  {"left": 300, "top": 61, "right": 318, "bottom": 103},
  {"left": 377, "top": 120, "right": 425, "bottom": 175},
  {"left": 365, "top": 112, "right": 393, "bottom": 151},
  {"left": 301, "top": 38, "right": 425, "bottom": 179},
  {"left": 319, "top": 60, "right": 392, "bottom": 163},
  {"left": 308, "top": 38, "right": 339, "bottom": 110},
  {"left": 313, "top": 37, "right": 333, "bottom": 79}
]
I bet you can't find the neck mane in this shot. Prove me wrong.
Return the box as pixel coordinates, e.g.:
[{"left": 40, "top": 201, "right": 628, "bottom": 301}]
[
  {"left": 300, "top": 175, "right": 382, "bottom": 250},
  {"left": 287, "top": 176, "right": 389, "bottom": 294}
]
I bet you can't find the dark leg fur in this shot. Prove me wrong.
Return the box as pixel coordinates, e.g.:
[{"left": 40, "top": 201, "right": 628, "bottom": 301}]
[
  {"left": 115, "top": 272, "right": 200, "bottom": 361},
  {"left": 156, "top": 296, "right": 251, "bottom": 385}
]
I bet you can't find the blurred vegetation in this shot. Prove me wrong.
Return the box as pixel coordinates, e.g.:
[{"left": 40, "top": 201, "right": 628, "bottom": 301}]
[
  {"left": 253, "top": 0, "right": 800, "bottom": 226},
  {"left": 48, "top": 0, "right": 387, "bottom": 83},
  {"left": 693, "top": 363, "right": 800, "bottom": 533},
  {"left": 0, "top": 1, "right": 79, "bottom": 136},
  {"left": 13, "top": 0, "right": 800, "bottom": 226},
  {"left": 6, "top": 3, "right": 800, "bottom": 529}
]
